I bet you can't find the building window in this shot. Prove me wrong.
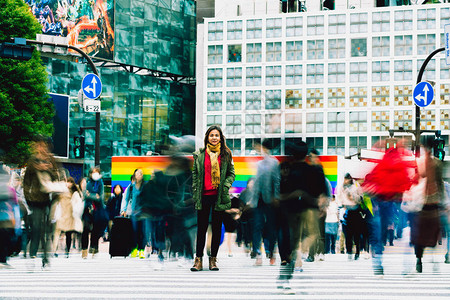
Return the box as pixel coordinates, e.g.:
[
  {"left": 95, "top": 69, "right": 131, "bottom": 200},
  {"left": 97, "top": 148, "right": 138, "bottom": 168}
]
[
  {"left": 329, "top": 14, "right": 346, "bottom": 35},
  {"left": 306, "top": 64, "right": 324, "bottom": 84},
  {"left": 442, "top": 59, "right": 450, "bottom": 80},
  {"left": 265, "top": 114, "right": 281, "bottom": 134},
  {"left": 226, "top": 114, "right": 242, "bottom": 134},
  {"left": 372, "top": 61, "right": 390, "bottom": 82},
  {"left": 227, "top": 20, "right": 243, "bottom": 40},
  {"left": 246, "top": 90, "right": 262, "bottom": 110},
  {"left": 286, "top": 41, "right": 303, "bottom": 61},
  {"left": 285, "top": 138, "right": 303, "bottom": 155},
  {"left": 328, "top": 137, "right": 345, "bottom": 156},
  {"left": 285, "top": 89, "right": 302, "bottom": 109},
  {"left": 245, "top": 138, "right": 261, "bottom": 156},
  {"left": 372, "top": 86, "right": 390, "bottom": 107},
  {"left": 328, "top": 39, "right": 345, "bottom": 59},
  {"left": 286, "top": 16, "right": 303, "bottom": 37},
  {"left": 265, "top": 66, "right": 282, "bottom": 85},
  {"left": 265, "top": 90, "right": 282, "bottom": 109},
  {"left": 226, "top": 138, "right": 241, "bottom": 156},
  {"left": 226, "top": 91, "right": 242, "bottom": 111},
  {"left": 306, "top": 88, "right": 324, "bottom": 109},
  {"left": 371, "top": 111, "right": 389, "bottom": 132},
  {"left": 350, "top": 13, "right": 368, "bottom": 33},
  {"left": 266, "top": 18, "right": 282, "bottom": 38},
  {"left": 351, "top": 38, "right": 367, "bottom": 57},
  {"left": 328, "top": 112, "right": 345, "bottom": 132},
  {"left": 349, "top": 62, "right": 367, "bottom": 82},
  {"left": 208, "top": 21, "right": 223, "bottom": 41},
  {"left": 307, "top": 40, "right": 325, "bottom": 60},
  {"left": 307, "top": 16, "right": 324, "bottom": 35},
  {"left": 208, "top": 45, "right": 223, "bottom": 64},
  {"left": 246, "top": 67, "right": 262, "bottom": 86},
  {"left": 247, "top": 19, "right": 263, "bottom": 39},
  {"left": 226, "top": 67, "right": 242, "bottom": 87},
  {"left": 372, "top": 36, "right": 390, "bottom": 57},
  {"left": 394, "top": 110, "right": 413, "bottom": 130},
  {"left": 394, "top": 60, "right": 413, "bottom": 81},
  {"left": 441, "top": 8, "right": 450, "bottom": 29},
  {"left": 285, "top": 113, "right": 302, "bottom": 133},
  {"left": 372, "top": 11, "right": 390, "bottom": 32},
  {"left": 420, "top": 110, "right": 436, "bottom": 130},
  {"left": 306, "top": 112, "right": 324, "bottom": 133},
  {"left": 394, "top": 85, "right": 413, "bottom": 106},
  {"left": 286, "top": 65, "right": 303, "bottom": 85},
  {"left": 328, "top": 63, "right": 345, "bottom": 83},
  {"left": 349, "top": 111, "right": 367, "bottom": 132},
  {"left": 207, "top": 68, "right": 223, "bottom": 88},
  {"left": 441, "top": 84, "right": 450, "bottom": 105},
  {"left": 441, "top": 110, "right": 450, "bottom": 130},
  {"left": 266, "top": 42, "right": 282, "bottom": 62},
  {"left": 228, "top": 45, "right": 242, "bottom": 63},
  {"left": 328, "top": 87, "right": 345, "bottom": 108},
  {"left": 246, "top": 43, "right": 262, "bottom": 63},
  {"left": 306, "top": 137, "right": 323, "bottom": 154},
  {"left": 394, "top": 35, "right": 413, "bottom": 56},
  {"left": 245, "top": 114, "right": 262, "bottom": 134},
  {"left": 207, "top": 115, "right": 222, "bottom": 127},
  {"left": 349, "top": 136, "right": 367, "bottom": 155},
  {"left": 349, "top": 87, "right": 368, "bottom": 107},
  {"left": 417, "top": 8, "right": 436, "bottom": 30},
  {"left": 417, "top": 59, "right": 435, "bottom": 80},
  {"left": 394, "top": 10, "right": 413, "bottom": 31},
  {"left": 418, "top": 34, "right": 436, "bottom": 56},
  {"left": 207, "top": 92, "right": 222, "bottom": 111}
]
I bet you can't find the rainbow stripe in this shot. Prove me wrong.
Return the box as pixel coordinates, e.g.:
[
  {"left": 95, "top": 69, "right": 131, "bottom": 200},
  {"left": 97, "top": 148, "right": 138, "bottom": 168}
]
[{"left": 111, "top": 155, "right": 338, "bottom": 195}]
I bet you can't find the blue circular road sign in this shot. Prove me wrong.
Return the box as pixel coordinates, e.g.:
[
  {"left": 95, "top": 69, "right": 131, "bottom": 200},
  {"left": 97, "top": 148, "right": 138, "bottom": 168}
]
[
  {"left": 82, "top": 73, "right": 102, "bottom": 100},
  {"left": 413, "top": 81, "right": 434, "bottom": 108}
]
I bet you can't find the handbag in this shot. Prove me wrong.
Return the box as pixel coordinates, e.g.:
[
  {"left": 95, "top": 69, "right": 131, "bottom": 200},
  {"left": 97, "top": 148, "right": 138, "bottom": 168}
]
[{"left": 401, "top": 178, "right": 426, "bottom": 213}]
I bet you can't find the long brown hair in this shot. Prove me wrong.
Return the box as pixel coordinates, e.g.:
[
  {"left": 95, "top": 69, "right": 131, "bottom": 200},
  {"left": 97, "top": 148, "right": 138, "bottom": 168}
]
[
  {"left": 67, "top": 177, "right": 81, "bottom": 195},
  {"left": 203, "top": 125, "right": 232, "bottom": 162}
]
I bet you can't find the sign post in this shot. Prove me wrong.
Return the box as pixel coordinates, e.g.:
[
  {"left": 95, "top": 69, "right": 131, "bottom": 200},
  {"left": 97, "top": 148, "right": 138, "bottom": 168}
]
[{"left": 413, "top": 81, "right": 434, "bottom": 108}]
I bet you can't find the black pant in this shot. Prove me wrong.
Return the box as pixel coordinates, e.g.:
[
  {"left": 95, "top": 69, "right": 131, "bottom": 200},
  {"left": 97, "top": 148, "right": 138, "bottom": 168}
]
[
  {"left": 65, "top": 231, "right": 76, "bottom": 253},
  {"left": 195, "top": 195, "right": 224, "bottom": 258},
  {"left": 0, "top": 228, "right": 14, "bottom": 263},
  {"left": 81, "top": 220, "right": 106, "bottom": 251}
]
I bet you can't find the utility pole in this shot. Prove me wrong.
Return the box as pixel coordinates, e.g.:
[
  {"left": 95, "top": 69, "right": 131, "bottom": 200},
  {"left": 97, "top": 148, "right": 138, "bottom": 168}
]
[{"left": 23, "top": 38, "right": 102, "bottom": 166}]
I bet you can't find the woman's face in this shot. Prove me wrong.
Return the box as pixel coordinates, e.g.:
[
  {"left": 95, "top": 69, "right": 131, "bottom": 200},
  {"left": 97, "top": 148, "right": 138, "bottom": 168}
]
[
  {"left": 208, "top": 129, "right": 220, "bottom": 146},
  {"left": 134, "top": 170, "right": 144, "bottom": 182},
  {"left": 79, "top": 179, "right": 87, "bottom": 191},
  {"left": 114, "top": 185, "right": 122, "bottom": 195}
]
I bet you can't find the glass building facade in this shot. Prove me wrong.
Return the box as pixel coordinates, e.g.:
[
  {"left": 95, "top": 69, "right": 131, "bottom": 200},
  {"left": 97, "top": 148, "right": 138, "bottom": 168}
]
[{"left": 43, "top": 0, "right": 196, "bottom": 179}]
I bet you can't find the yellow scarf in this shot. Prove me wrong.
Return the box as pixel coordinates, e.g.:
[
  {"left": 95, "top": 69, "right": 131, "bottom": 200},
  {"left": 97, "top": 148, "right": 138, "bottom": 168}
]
[{"left": 206, "top": 143, "right": 221, "bottom": 189}]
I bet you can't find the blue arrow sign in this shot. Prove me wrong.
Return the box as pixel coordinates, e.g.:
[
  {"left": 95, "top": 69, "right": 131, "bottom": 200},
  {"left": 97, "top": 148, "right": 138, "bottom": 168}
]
[
  {"left": 413, "top": 81, "right": 434, "bottom": 108},
  {"left": 82, "top": 73, "right": 102, "bottom": 100}
]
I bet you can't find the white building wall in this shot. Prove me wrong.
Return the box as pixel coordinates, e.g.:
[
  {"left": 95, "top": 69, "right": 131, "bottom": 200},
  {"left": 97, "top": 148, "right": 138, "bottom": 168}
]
[
  {"left": 197, "top": 3, "right": 450, "bottom": 157},
  {"left": 215, "top": 0, "right": 280, "bottom": 18}
]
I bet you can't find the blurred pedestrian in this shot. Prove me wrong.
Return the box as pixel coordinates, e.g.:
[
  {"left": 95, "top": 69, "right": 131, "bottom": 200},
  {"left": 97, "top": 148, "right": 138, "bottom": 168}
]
[
  {"left": 51, "top": 177, "right": 83, "bottom": 257},
  {"left": 325, "top": 195, "right": 339, "bottom": 254},
  {"left": 190, "top": 125, "right": 235, "bottom": 271},
  {"left": 277, "top": 140, "right": 327, "bottom": 291},
  {"left": 0, "top": 167, "right": 17, "bottom": 268},
  {"left": 122, "top": 169, "right": 147, "bottom": 259},
  {"left": 105, "top": 184, "right": 123, "bottom": 240},
  {"left": 250, "top": 139, "right": 280, "bottom": 266},
  {"left": 23, "top": 136, "right": 67, "bottom": 268},
  {"left": 81, "top": 166, "right": 107, "bottom": 259},
  {"left": 237, "top": 177, "right": 255, "bottom": 252},
  {"left": 10, "top": 171, "right": 30, "bottom": 257},
  {"left": 337, "top": 173, "right": 363, "bottom": 260},
  {"left": 411, "top": 137, "right": 444, "bottom": 273}
]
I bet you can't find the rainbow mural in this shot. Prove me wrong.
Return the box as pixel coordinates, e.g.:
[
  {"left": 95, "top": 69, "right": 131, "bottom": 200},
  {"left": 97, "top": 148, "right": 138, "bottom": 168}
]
[{"left": 111, "top": 155, "right": 338, "bottom": 195}]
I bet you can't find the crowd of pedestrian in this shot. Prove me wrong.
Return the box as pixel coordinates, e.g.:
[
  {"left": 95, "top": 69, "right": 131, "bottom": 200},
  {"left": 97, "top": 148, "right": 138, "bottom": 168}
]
[{"left": 0, "top": 129, "right": 449, "bottom": 296}]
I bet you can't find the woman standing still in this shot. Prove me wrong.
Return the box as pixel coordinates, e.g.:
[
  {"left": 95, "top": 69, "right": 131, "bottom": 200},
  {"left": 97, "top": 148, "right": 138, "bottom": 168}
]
[{"left": 190, "top": 125, "right": 235, "bottom": 271}]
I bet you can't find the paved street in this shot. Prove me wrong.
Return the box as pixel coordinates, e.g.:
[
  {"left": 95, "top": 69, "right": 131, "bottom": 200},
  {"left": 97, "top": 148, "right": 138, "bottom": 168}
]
[{"left": 0, "top": 233, "right": 449, "bottom": 300}]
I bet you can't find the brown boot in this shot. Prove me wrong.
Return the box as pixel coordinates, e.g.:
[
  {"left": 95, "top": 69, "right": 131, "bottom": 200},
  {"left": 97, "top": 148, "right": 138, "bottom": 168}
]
[
  {"left": 209, "top": 257, "right": 219, "bottom": 271},
  {"left": 81, "top": 249, "right": 88, "bottom": 259},
  {"left": 190, "top": 257, "right": 203, "bottom": 271}
]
